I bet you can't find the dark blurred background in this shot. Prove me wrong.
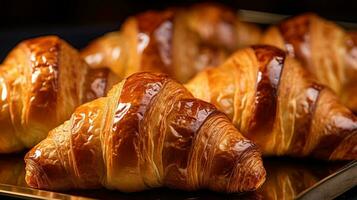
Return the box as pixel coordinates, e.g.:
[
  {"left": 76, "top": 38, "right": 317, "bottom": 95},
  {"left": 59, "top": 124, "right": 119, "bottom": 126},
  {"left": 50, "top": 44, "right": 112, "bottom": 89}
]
[{"left": 1, "top": 0, "right": 357, "bottom": 61}]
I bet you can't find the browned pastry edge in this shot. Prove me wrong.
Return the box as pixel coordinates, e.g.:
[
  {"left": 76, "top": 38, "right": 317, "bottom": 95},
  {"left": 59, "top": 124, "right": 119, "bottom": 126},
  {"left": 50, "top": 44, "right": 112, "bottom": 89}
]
[
  {"left": 135, "top": 10, "right": 175, "bottom": 75},
  {"left": 83, "top": 68, "right": 110, "bottom": 102},
  {"left": 248, "top": 45, "right": 285, "bottom": 136}
]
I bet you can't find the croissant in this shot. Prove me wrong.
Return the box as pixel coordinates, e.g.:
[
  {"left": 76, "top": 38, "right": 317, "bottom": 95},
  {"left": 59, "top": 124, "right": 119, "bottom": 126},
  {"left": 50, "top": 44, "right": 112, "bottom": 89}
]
[
  {"left": 186, "top": 45, "right": 357, "bottom": 160},
  {"left": 81, "top": 3, "right": 261, "bottom": 83},
  {"left": 24, "top": 72, "right": 266, "bottom": 193},
  {"left": 261, "top": 13, "right": 357, "bottom": 111},
  {"left": 0, "top": 36, "right": 116, "bottom": 153}
]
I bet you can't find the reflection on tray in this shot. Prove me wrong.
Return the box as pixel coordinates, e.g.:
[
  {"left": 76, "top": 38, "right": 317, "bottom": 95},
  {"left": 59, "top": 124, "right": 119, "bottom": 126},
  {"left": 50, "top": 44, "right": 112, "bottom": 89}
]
[
  {"left": 0, "top": 154, "right": 347, "bottom": 200},
  {"left": 259, "top": 158, "right": 344, "bottom": 200},
  {"left": 0, "top": 154, "right": 26, "bottom": 187}
]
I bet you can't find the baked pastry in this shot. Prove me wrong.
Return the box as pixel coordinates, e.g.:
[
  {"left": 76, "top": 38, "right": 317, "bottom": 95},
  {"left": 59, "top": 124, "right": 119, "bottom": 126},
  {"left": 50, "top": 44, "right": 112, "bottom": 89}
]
[
  {"left": 186, "top": 45, "right": 357, "bottom": 160},
  {"left": 261, "top": 13, "right": 357, "bottom": 111},
  {"left": 0, "top": 36, "right": 115, "bottom": 153},
  {"left": 25, "top": 72, "right": 266, "bottom": 193},
  {"left": 81, "top": 3, "right": 261, "bottom": 83}
]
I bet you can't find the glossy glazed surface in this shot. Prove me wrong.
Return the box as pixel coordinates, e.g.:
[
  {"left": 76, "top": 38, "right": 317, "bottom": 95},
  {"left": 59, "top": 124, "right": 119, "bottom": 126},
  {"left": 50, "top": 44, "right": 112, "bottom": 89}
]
[
  {"left": 24, "top": 72, "right": 265, "bottom": 193},
  {"left": 0, "top": 36, "right": 109, "bottom": 153},
  {"left": 186, "top": 45, "right": 357, "bottom": 160},
  {"left": 248, "top": 45, "right": 285, "bottom": 137}
]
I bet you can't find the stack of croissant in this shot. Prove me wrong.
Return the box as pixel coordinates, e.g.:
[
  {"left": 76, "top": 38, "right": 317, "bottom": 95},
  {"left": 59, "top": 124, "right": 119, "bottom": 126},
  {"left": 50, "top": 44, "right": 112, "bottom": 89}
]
[{"left": 0, "top": 3, "right": 355, "bottom": 195}]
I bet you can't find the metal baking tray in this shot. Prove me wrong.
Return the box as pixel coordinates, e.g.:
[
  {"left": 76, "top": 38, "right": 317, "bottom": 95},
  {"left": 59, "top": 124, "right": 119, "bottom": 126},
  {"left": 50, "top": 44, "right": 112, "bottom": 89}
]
[
  {"left": 0, "top": 9, "right": 356, "bottom": 200},
  {"left": 0, "top": 153, "right": 356, "bottom": 200}
]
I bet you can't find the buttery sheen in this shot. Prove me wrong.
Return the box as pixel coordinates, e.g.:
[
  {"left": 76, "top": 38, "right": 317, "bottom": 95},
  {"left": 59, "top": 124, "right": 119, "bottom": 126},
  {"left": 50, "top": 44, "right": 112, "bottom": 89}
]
[{"left": 25, "top": 72, "right": 266, "bottom": 193}]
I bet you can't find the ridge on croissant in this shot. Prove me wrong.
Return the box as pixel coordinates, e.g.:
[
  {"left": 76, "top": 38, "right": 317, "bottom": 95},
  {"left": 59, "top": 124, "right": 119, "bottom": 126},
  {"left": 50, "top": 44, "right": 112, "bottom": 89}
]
[
  {"left": 185, "top": 44, "right": 357, "bottom": 160},
  {"left": 0, "top": 36, "right": 113, "bottom": 153},
  {"left": 24, "top": 72, "right": 266, "bottom": 193}
]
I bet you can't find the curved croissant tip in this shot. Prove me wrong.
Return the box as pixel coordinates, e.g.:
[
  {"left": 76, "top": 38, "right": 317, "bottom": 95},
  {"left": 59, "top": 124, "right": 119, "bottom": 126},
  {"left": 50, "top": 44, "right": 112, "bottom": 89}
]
[
  {"left": 241, "top": 159, "right": 266, "bottom": 192},
  {"left": 24, "top": 158, "right": 41, "bottom": 188},
  {"left": 228, "top": 149, "right": 266, "bottom": 193},
  {"left": 24, "top": 151, "right": 50, "bottom": 189},
  {"left": 248, "top": 161, "right": 266, "bottom": 190}
]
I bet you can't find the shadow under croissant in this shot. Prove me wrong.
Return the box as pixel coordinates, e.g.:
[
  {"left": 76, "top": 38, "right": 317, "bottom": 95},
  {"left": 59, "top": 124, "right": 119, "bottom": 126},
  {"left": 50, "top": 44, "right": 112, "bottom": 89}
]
[{"left": 0, "top": 154, "right": 347, "bottom": 200}]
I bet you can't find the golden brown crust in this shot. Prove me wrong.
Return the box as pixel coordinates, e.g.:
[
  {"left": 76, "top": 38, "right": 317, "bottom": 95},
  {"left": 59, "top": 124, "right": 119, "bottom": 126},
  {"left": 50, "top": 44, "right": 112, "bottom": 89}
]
[
  {"left": 81, "top": 3, "right": 261, "bottom": 83},
  {"left": 25, "top": 72, "right": 265, "bottom": 193},
  {"left": 186, "top": 45, "right": 357, "bottom": 160},
  {"left": 0, "top": 36, "right": 110, "bottom": 153},
  {"left": 22, "top": 37, "right": 60, "bottom": 123},
  {"left": 262, "top": 13, "right": 357, "bottom": 112}
]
